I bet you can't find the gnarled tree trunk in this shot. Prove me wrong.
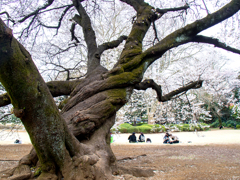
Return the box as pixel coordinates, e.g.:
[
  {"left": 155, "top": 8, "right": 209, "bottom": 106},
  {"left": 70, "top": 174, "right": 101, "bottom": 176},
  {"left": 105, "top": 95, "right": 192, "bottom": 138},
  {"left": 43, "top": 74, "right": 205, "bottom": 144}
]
[{"left": 0, "top": 0, "right": 240, "bottom": 179}]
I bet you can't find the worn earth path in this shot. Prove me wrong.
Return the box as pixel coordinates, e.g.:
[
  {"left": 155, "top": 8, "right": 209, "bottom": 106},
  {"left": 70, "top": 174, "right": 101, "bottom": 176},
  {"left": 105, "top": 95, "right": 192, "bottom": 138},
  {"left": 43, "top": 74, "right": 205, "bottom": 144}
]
[{"left": 0, "top": 130, "right": 240, "bottom": 180}]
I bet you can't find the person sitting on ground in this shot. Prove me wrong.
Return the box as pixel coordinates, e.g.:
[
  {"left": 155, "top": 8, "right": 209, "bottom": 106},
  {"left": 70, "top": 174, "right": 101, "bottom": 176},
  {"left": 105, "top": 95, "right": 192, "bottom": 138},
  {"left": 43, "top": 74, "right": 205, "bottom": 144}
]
[
  {"left": 169, "top": 134, "right": 179, "bottom": 144},
  {"left": 14, "top": 139, "right": 22, "bottom": 144},
  {"left": 163, "top": 132, "right": 170, "bottom": 144},
  {"left": 128, "top": 132, "right": 137, "bottom": 143},
  {"left": 146, "top": 138, "right": 152, "bottom": 143},
  {"left": 138, "top": 132, "right": 145, "bottom": 142}
]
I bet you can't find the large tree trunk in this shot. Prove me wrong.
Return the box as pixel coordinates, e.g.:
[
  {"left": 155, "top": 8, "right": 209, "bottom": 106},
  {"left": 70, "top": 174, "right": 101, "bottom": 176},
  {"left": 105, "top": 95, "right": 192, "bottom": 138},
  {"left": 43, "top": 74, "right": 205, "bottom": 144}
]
[
  {"left": 1, "top": 0, "right": 239, "bottom": 179},
  {"left": 0, "top": 19, "right": 132, "bottom": 179}
]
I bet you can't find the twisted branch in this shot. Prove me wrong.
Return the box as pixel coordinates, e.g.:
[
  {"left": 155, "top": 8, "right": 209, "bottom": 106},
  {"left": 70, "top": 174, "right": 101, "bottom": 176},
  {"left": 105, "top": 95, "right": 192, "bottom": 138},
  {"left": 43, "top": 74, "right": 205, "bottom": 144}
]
[
  {"left": 134, "top": 79, "right": 203, "bottom": 102},
  {"left": 192, "top": 35, "right": 240, "bottom": 55}
]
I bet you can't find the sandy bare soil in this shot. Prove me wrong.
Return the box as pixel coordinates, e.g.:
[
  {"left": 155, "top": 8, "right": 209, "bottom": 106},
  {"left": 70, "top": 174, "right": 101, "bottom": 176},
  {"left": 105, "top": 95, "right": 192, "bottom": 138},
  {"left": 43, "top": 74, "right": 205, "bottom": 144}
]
[
  {"left": 0, "top": 130, "right": 240, "bottom": 179},
  {"left": 112, "top": 144, "right": 240, "bottom": 180}
]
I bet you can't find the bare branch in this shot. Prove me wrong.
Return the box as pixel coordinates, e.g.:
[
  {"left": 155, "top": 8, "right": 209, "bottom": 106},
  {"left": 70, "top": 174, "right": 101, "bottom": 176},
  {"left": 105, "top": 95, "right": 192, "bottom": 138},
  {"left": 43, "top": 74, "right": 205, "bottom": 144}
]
[
  {"left": 72, "top": 0, "right": 99, "bottom": 72},
  {"left": 19, "top": 15, "right": 37, "bottom": 38},
  {"left": 47, "top": 43, "right": 84, "bottom": 57},
  {"left": 72, "top": 1, "right": 97, "bottom": 55},
  {"left": 96, "top": 35, "right": 128, "bottom": 58},
  {"left": 37, "top": 4, "right": 73, "bottom": 35},
  {"left": 70, "top": 22, "right": 80, "bottom": 43},
  {"left": 192, "top": 35, "right": 240, "bottom": 55},
  {"left": 18, "top": 0, "right": 55, "bottom": 23},
  {"left": 202, "top": 0, "right": 210, "bottom": 14},
  {"left": 0, "top": 11, "right": 15, "bottom": 24},
  {"left": 134, "top": 79, "right": 203, "bottom": 102},
  {"left": 152, "top": 22, "right": 160, "bottom": 45},
  {"left": 39, "top": 4, "right": 74, "bottom": 14},
  {"left": 0, "top": 113, "right": 11, "bottom": 121},
  {"left": 156, "top": 4, "right": 190, "bottom": 15},
  {"left": 44, "top": 61, "right": 84, "bottom": 81}
]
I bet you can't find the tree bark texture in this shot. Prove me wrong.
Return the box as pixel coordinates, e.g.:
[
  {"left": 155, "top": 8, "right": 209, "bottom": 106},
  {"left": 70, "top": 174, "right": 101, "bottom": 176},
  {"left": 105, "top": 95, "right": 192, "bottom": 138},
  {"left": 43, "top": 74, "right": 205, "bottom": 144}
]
[{"left": 0, "top": 0, "right": 240, "bottom": 179}]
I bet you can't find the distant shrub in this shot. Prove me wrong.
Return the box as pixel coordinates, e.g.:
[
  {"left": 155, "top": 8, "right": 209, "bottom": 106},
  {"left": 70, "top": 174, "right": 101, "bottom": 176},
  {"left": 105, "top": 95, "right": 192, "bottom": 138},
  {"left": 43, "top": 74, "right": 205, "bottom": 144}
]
[
  {"left": 194, "top": 125, "right": 200, "bottom": 131},
  {"left": 118, "top": 122, "right": 210, "bottom": 133},
  {"left": 152, "top": 125, "right": 166, "bottom": 133},
  {"left": 189, "top": 125, "right": 195, "bottom": 131},
  {"left": 176, "top": 125, "right": 183, "bottom": 131},
  {"left": 236, "top": 125, "right": 240, "bottom": 129},
  {"left": 151, "top": 124, "right": 161, "bottom": 133},
  {"left": 128, "top": 127, "right": 140, "bottom": 133},
  {"left": 200, "top": 123, "right": 208, "bottom": 126},
  {"left": 136, "top": 122, "right": 147, "bottom": 126},
  {"left": 198, "top": 124, "right": 204, "bottom": 131},
  {"left": 210, "top": 121, "right": 219, "bottom": 128},
  {"left": 139, "top": 126, "right": 152, "bottom": 133},
  {"left": 119, "top": 123, "right": 132, "bottom": 129},
  {"left": 118, "top": 123, "right": 132, "bottom": 133},
  {"left": 161, "top": 125, "right": 166, "bottom": 132},
  {"left": 182, "top": 124, "right": 190, "bottom": 131},
  {"left": 141, "top": 124, "right": 154, "bottom": 128},
  {"left": 226, "top": 120, "right": 236, "bottom": 126},
  {"left": 119, "top": 128, "right": 128, "bottom": 133},
  {"left": 203, "top": 126, "right": 210, "bottom": 131}
]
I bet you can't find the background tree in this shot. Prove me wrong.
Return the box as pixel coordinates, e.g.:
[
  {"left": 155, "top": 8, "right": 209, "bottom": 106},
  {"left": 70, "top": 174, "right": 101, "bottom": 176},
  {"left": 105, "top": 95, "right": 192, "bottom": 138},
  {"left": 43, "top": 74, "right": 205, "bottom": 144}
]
[{"left": 0, "top": 0, "right": 240, "bottom": 179}]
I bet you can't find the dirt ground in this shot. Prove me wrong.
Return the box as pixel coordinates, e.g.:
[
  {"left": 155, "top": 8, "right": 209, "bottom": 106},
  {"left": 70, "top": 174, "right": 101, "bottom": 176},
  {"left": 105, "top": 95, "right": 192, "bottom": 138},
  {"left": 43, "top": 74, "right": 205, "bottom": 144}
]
[
  {"left": 112, "top": 144, "right": 240, "bottom": 180},
  {"left": 0, "top": 144, "right": 240, "bottom": 180}
]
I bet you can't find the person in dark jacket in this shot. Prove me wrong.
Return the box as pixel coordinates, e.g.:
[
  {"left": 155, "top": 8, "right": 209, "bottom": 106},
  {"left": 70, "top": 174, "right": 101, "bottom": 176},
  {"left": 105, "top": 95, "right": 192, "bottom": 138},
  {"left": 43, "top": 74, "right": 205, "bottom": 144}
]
[{"left": 128, "top": 132, "right": 137, "bottom": 143}]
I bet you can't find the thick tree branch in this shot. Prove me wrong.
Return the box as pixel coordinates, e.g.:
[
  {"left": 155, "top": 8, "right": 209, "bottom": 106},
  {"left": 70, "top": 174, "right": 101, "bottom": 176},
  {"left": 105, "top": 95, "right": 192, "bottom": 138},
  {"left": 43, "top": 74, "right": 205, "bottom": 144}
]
[
  {"left": 116, "top": 2, "right": 188, "bottom": 68},
  {"left": 72, "top": 0, "right": 101, "bottom": 73},
  {"left": 0, "top": 80, "right": 80, "bottom": 107},
  {"left": 192, "top": 35, "right": 240, "bottom": 55},
  {"left": 142, "top": 0, "right": 240, "bottom": 67},
  {"left": 96, "top": 35, "right": 128, "bottom": 58},
  {"left": 46, "top": 80, "right": 80, "bottom": 97},
  {"left": 156, "top": 4, "right": 190, "bottom": 14},
  {"left": 72, "top": 0, "right": 99, "bottom": 72},
  {"left": 119, "top": 0, "right": 146, "bottom": 12},
  {"left": 134, "top": 79, "right": 203, "bottom": 102},
  {"left": 116, "top": 1, "right": 153, "bottom": 66}
]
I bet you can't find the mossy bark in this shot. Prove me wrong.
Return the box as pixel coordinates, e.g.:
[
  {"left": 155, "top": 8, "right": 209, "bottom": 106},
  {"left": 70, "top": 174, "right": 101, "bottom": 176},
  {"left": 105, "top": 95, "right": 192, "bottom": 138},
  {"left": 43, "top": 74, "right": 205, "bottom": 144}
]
[
  {"left": 0, "top": 0, "right": 239, "bottom": 179},
  {"left": 0, "top": 18, "right": 128, "bottom": 180}
]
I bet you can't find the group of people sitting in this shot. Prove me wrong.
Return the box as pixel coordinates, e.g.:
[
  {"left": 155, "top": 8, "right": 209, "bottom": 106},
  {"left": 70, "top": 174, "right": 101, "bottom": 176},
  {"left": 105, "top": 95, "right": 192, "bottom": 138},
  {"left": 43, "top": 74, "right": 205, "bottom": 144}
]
[
  {"left": 128, "top": 132, "right": 151, "bottom": 143},
  {"left": 163, "top": 132, "right": 179, "bottom": 144},
  {"left": 128, "top": 132, "right": 179, "bottom": 144}
]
